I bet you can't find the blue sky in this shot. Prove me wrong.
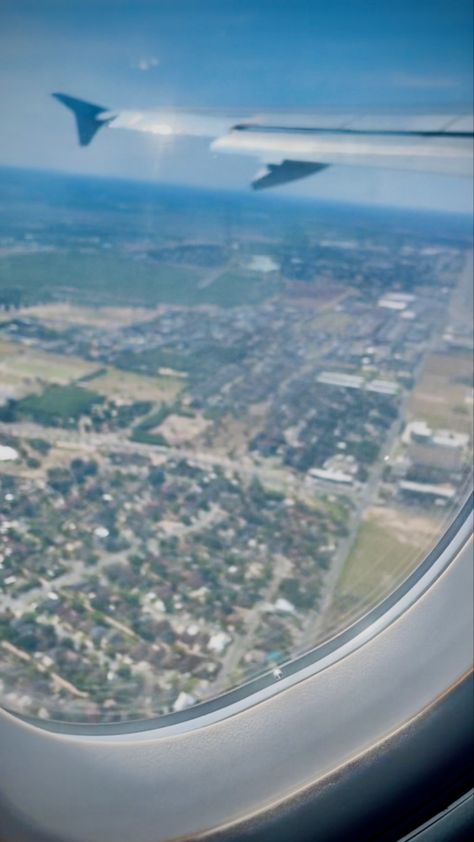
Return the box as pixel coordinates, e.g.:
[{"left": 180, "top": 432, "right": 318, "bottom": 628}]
[{"left": 0, "top": 0, "right": 472, "bottom": 211}]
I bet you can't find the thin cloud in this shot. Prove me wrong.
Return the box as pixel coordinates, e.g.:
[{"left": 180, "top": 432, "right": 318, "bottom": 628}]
[
  {"left": 390, "top": 72, "right": 461, "bottom": 91},
  {"left": 130, "top": 56, "right": 160, "bottom": 72}
]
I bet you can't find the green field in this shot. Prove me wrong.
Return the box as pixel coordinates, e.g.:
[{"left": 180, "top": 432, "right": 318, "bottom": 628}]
[
  {"left": 116, "top": 342, "right": 249, "bottom": 380},
  {"left": 0, "top": 253, "right": 280, "bottom": 309},
  {"left": 0, "top": 253, "right": 200, "bottom": 308},
  {"left": 336, "top": 518, "right": 420, "bottom": 602},
  {"left": 16, "top": 384, "right": 103, "bottom": 423},
  {"left": 322, "top": 515, "right": 424, "bottom": 639},
  {"left": 203, "top": 271, "right": 281, "bottom": 307}
]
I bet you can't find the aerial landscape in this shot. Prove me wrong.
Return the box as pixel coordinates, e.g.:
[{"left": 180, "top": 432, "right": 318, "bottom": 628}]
[{"left": 0, "top": 166, "right": 472, "bottom": 721}]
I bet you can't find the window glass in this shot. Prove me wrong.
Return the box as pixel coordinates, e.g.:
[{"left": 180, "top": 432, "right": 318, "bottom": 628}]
[{"left": 0, "top": 0, "right": 472, "bottom": 722}]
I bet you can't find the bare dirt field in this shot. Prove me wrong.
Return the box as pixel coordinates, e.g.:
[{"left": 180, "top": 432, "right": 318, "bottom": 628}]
[
  {"left": 408, "top": 351, "right": 473, "bottom": 434},
  {"left": 16, "top": 303, "right": 163, "bottom": 329},
  {"left": 85, "top": 367, "right": 184, "bottom": 404},
  {"left": 156, "top": 412, "right": 210, "bottom": 445},
  {"left": 0, "top": 345, "right": 97, "bottom": 398}
]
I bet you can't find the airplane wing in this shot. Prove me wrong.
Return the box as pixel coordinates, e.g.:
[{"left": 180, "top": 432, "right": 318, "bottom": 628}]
[{"left": 52, "top": 93, "right": 474, "bottom": 190}]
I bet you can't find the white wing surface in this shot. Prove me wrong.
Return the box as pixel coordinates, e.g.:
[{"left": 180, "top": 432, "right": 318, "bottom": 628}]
[{"left": 53, "top": 93, "right": 474, "bottom": 189}]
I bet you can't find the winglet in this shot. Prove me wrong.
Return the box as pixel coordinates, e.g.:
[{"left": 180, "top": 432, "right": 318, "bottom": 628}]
[
  {"left": 252, "top": 160, "right": 328, "bottom": 190},
  {"left": 52, "top": 93, "right": 114, "bottom": 146}
]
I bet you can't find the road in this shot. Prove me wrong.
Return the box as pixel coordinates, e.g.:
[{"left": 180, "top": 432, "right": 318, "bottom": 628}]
[
  {"left": 0, "top": 419, "right": 359, "bottom": 507},
  {"left": 297, "top": 256, "right": 468, "bottom": 652}
]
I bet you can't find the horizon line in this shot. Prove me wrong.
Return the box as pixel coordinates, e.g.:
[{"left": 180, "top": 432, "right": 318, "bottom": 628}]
[{"left": 0, "top": 162, "right": 473, "bottom": 219}]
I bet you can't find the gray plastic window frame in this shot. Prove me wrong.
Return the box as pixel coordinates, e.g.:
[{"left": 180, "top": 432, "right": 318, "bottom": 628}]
[{"left": 0, "top": 494, "right": 472, "bottom": 842}]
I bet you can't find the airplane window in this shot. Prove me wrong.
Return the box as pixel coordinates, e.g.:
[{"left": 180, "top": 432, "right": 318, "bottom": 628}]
[{"left": 0, "top": 0, "right": 472, "bottom": 724}]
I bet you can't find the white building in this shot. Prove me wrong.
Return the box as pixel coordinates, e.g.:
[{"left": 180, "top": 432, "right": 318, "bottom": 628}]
[
  {"left": 366, "top": 379, "right": 399, "bottom": 396},
  {"left": 173, "top": 692, "right": 197, "bottom": 713},
  {"left": 207, "top": 631, "right": 232, "bottom": 654},
  {"left": 0, "top": 445, "right": 19, "bottom": 462},
  {"left": 308, "top": 467, "right": 353, "bottom": 485},
  {"left": 317, "top": 371, "right": 364, "bottom": 389},
  {"left": 403, "top": 421, "right": 469, "bottom": 472},
  {"left": 399, "top": 480, "right": 456, "bottom": 500}
]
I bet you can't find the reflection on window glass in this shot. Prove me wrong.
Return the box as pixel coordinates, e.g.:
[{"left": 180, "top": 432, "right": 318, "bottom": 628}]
[{"left": 0, "top": 0, "right": 473, "bottom": 722}]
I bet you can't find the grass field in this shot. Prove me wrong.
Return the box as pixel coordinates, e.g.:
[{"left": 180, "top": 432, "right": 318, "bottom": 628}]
[
  {"left": 84, "top": 367, "right": 184, "bottom": 403},
  {"left": 117, "top": 341, "right": 249, "bottom": 379},
  {"left": 16, "top": 384, "right": 102, "bottom": 423},
  {"left": 322, "top": 506, "right": 438, "bottom": 637},
  {"left": 0, "top": 340, "right": 185, "bottom": 407},
  {"left": 335, "top": 517, "right": 421, "bottom": 603},
  {"left": 323, "top": 505, "right": 452, "bottom": 637},
  {"left": 0, "top": 253, "right": 280, "bottom": 309},
  {"left": 5, "top": 349, "right": 98, "bottom": 385},
  {"left": 200, "top": 271, "right": 281, "bottom": 308},
  {"left": 309, "top": 310, "right": 351, "bottom": 334},
  {"left": 0, "top": 253, "right": 201, "bottom": 308},
  {"left": 0, "top": 344, "right": 99, "bottom": 401}
]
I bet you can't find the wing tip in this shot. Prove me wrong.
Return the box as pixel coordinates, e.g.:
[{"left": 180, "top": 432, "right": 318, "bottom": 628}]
[{"left": 51, "top": 92, "right": 113, "bottom": 147}]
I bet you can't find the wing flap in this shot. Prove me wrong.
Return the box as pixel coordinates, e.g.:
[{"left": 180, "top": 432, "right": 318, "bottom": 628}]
[{"left": 252, "top": 160, "right": 329, "bottom": 190}]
